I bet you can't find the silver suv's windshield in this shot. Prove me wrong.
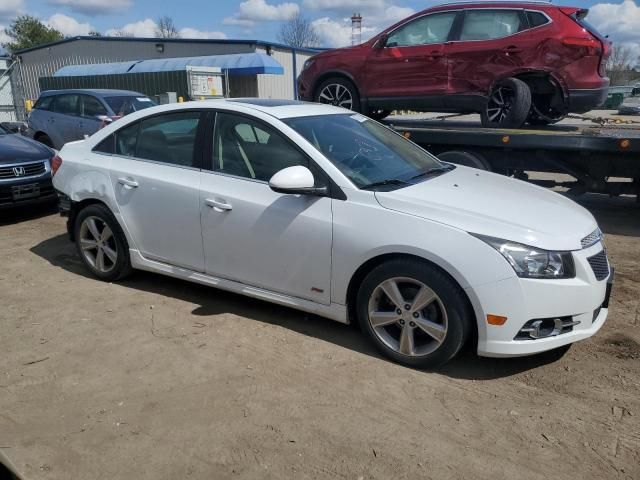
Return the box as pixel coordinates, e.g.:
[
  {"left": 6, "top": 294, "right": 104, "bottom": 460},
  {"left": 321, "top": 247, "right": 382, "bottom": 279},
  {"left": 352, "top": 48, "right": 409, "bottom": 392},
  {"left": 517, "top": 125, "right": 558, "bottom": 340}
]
[{"left": 283, "top": 114, "right": 450, "bottom": 189}]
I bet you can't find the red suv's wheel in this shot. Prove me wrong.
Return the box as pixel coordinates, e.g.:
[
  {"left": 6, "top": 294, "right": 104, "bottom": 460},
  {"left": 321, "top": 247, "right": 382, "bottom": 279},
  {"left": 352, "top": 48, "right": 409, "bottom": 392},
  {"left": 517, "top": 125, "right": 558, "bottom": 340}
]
[
  {"left": 481, "top": 78, "right": 531, "bottom": 128},
  {"left": 315, "top": 77, "right": 361, "bottom": 112}
]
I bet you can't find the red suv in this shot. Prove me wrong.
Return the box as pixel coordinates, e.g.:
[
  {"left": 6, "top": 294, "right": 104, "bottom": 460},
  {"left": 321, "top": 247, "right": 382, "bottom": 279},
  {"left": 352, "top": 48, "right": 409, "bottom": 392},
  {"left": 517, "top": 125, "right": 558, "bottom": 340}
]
[{"left": 298, "top": 2, "right": 610, "bottom": 127}]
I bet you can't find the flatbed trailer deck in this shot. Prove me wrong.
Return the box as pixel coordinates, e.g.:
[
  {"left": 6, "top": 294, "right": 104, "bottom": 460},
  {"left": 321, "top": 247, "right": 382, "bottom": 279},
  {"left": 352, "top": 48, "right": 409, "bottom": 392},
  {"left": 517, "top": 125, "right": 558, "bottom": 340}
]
[{"left": 386, "top": 118, "right": 640, "bottom": 198}]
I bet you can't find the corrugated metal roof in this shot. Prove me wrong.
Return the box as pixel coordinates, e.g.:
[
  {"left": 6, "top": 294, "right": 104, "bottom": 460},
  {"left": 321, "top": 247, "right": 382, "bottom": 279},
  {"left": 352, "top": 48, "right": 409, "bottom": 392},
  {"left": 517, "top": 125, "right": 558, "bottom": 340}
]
[{"left": 53, "top": 53, "right": 284, "bottom": 77}]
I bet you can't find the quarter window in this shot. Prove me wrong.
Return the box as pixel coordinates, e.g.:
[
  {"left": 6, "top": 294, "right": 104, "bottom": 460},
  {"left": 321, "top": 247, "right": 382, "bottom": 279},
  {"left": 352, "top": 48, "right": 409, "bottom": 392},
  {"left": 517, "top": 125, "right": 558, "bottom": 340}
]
[
  {"left": 213, "top": 112, "right": 308, "bottom": 181},
  {"left": 460, "top": 10, "right": 523, "bottom": 41},
  {"left": 386, "top": 12, "right": 457, "bottom": 47},
  {"left": 526, "top": 11, "right": 550, "bottom": 28}
]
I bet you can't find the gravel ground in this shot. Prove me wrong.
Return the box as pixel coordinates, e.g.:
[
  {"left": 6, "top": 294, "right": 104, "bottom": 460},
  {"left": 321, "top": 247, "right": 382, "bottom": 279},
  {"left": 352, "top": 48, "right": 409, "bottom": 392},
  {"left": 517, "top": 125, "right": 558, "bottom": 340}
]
[{"left": 1, "top": 193, "right": 639, "bottom": 480}]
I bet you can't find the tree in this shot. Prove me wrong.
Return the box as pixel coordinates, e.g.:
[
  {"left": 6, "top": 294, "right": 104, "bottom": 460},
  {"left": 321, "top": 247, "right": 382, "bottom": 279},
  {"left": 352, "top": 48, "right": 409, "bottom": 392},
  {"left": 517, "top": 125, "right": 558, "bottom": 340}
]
[
  {"left": 155, "top": 16, "right": 180, "bottom": 39},
  {"left": 277, "top": 13, "right": 319, "bottom": 48},
  {"left": 606, "top": 44, "right": 639, "bottom": 86},
  {"left": 2, "top": 15, "right": 63, "bottom": 53},
  {"left": 88, "top": 30, "right": 102, "bottom": 37}
]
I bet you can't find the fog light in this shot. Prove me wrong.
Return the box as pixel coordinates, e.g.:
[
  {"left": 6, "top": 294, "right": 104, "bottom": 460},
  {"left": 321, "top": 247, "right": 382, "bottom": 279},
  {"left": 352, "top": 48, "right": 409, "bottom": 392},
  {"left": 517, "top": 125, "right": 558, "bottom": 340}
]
[{"left": 515, "top": 317, "right": 580, "bottom": 340}]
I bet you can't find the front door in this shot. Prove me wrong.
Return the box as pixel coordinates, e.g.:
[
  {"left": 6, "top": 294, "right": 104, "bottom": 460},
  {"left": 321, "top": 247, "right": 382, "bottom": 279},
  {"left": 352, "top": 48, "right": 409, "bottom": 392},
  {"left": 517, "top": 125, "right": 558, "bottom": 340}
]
[
  {"left": 364, "top": 11, "right": 458, "bottom": 108},
  {"left": 200, "top": 111, "right": 333, "bottom": 305},
  {"left": 105, "top": 110, "right": 206, "bottom": 271}
]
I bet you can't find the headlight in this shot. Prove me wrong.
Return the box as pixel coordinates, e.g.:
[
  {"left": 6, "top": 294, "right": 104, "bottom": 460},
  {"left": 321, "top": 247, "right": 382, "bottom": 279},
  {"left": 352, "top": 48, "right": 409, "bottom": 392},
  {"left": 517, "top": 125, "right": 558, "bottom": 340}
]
[
  {"left": 473, "top": 234, "right": 575, "bottom": 279},
  {"left": 302, "top": 59, "right": 315, "bottom": 71}
]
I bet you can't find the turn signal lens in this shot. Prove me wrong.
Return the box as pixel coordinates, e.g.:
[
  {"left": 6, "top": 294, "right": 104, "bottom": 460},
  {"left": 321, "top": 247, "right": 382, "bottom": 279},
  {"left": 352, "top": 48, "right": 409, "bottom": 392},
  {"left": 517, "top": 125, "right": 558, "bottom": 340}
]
[
  {"left": 487, "top": 314, "right": 508, "bottom": 326},
  {"left": 50, "top": 155, "right": 62, "bottom": 176}
]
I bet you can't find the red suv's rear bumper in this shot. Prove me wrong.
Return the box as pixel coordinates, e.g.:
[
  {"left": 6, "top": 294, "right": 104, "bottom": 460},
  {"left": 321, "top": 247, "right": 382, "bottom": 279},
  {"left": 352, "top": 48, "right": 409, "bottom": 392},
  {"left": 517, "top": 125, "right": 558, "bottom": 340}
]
[{"left": 567, "top": 85, "right": 609, "bottom": 114}]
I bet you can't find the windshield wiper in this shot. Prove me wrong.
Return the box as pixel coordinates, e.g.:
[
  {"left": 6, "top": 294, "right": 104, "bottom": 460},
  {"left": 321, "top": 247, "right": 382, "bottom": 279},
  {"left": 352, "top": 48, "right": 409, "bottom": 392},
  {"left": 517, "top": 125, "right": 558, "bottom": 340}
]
[
  {"left": 360, "top": 178, "right": 408, "bottom": 190},
  {"left": 409, "top": 164, "right": 455, "bottom": 181}
]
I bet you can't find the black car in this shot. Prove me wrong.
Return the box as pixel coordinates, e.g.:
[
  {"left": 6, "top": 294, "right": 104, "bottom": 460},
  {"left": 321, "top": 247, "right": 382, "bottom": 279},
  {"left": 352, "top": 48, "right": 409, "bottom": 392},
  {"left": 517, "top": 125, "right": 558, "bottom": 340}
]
[{"left": 0, "top": 123, "right": 56, "bottom": 209}]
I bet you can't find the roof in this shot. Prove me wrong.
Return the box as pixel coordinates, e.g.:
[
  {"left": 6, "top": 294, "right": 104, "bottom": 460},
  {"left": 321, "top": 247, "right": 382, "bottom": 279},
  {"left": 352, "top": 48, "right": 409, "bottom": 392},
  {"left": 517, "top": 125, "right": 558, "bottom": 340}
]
[
  {"left": 40, "top": 88, "right": 145, "bottom": 97},
  {"left": 14, "top": 36, "right": 323, "bottom": 56},
  {"left": 171, "top": 98, "right": 349, "bottom": 119},
  {"left": 53, "top": 53, "right": 283, "bottom": 77}
]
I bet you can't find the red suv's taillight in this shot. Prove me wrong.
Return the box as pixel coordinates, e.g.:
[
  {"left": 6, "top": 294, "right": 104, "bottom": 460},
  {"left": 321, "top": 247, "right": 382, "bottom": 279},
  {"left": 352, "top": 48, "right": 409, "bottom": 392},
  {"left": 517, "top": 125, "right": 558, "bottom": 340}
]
[{"left": 50, "top": 155, "right": 62, "bottom": 176}]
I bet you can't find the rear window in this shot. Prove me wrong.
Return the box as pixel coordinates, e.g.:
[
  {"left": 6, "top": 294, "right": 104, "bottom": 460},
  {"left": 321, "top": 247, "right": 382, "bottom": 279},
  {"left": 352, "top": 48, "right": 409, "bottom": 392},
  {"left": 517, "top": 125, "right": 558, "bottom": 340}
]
[
  {"left": 460, "top": 10, "right": 523, "bottom": 41},
  {"left": 572, "top": 12, "right": 605, "bottom": 40},
  {"left": 104, "top": 96, "right": 156, "bottom": 116}
]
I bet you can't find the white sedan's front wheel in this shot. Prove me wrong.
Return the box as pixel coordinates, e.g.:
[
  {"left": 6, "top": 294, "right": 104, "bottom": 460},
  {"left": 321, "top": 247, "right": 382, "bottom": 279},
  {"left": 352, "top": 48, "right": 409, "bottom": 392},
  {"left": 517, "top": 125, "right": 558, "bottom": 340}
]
[{"left": 357, "top": 259, "right": 473, "bottom": 368}]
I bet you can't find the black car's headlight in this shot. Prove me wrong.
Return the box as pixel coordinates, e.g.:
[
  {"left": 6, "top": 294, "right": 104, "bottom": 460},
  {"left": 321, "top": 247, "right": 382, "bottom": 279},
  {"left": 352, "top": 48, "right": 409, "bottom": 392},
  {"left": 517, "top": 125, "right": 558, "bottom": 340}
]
[{"left": 473, "top": 234, "right": 575, "bottom": 279}]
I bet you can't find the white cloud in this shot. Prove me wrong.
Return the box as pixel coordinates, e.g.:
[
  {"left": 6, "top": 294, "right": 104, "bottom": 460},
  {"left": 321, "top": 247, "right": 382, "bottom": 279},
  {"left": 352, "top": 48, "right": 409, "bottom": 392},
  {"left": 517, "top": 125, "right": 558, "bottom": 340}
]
[
  {"left": 47, "top": 0, "right": 132, "bottom": 16},
  {"left": 0, "top": 0, "right": 23, "bottom": 20},
  {"left": 46, "top": 13, "right": 94, "bottom": 36},
  {"left": 224, "top": 0, "right": 299, "bottom": 27},
  {"left": 0, "top": 26, "right": 11, "bottom": 46},
  {"left": 303, "top": 0, "right": 385, "bottom": 12},
  {"left": 106, "top": 18, "right": 157, "bottom": 37},
  {"left": 589, "top": 1, "right": 640, "bottom": 64},
  {"left": 179, "top": 27, "right": 227, "bottom": 39},
  {"left": 312, "top": 4, "right": 414, "bottom": 47}
]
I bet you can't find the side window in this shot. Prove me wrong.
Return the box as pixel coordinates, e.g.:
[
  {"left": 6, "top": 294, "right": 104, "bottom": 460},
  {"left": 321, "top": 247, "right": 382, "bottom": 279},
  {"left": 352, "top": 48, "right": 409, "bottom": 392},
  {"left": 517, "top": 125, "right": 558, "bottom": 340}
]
[
  {"left": 213, "top": 112, "right": 308, "bottom": 182},
  {"left": 386, "top": 12, "right": 457, "bottom": 47},
  {"left": 34, "top": 96, "right": 53, "bottom": 111},
  {"left": 460, "top": 10, "right": 523, "bottom": 41},
  {"left": 53, "top": 94, "right": 80, "bottom": 116},
  {"left": 526, "top": 11, "right": 550, "bottom": 28},
  {"left": 80, "top": 95, "right": 108, "bottom": 118}
]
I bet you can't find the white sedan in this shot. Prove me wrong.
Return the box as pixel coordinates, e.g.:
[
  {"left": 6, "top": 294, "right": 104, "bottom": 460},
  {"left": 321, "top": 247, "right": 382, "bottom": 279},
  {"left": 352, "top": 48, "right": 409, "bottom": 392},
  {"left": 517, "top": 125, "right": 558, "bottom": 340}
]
[{"left": 52, "top": 99, "right": 613, "bottom": 368}]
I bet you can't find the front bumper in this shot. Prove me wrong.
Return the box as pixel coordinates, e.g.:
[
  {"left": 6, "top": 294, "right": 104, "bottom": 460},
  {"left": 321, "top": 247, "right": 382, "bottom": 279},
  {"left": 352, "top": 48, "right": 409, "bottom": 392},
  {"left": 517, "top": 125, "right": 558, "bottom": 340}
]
[
  {"left": 469, "top": 241, "right": 612, "bottom": 357},
  {"left": 0, "top": 170, "right": 56, "bottom": 209}
]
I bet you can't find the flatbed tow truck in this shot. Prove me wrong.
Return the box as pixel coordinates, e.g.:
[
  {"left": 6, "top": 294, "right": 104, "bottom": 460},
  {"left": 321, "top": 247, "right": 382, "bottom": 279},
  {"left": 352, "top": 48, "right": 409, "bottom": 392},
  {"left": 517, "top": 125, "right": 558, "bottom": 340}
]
[{"left": 386, "top": 114, "right": 640, "bottom": 200}]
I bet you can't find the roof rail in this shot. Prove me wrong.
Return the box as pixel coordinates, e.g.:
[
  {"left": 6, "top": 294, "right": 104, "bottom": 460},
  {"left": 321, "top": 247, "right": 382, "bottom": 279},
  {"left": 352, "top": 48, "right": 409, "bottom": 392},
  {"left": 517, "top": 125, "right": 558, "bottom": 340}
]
[{"left": 437, "top": 0, "right": 553, "bottom": 6}]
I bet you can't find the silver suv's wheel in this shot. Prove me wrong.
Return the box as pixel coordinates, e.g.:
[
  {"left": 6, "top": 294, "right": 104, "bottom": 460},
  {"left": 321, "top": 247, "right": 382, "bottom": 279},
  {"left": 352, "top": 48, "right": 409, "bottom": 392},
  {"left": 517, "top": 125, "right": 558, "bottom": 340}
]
[
  {"left": 74, "top": 203, "right": 133, "bottom": 281},
  {"left": 357, "top": 259, "right": 472, "bottom": 368}
]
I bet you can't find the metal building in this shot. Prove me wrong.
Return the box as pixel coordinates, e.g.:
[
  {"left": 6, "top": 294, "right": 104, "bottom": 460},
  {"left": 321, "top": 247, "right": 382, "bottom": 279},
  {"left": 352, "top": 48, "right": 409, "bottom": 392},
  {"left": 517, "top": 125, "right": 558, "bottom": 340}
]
[
  {"left": 0, "top": 57, "right": 17, "bottom": 122},
  {"left": 10, "top": 36, "right": 320, "bottom": 119}
]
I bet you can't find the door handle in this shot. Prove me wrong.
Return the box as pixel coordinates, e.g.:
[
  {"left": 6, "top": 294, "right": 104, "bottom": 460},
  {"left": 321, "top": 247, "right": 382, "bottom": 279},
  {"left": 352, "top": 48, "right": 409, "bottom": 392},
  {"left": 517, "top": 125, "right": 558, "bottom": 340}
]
[
  {"left": 205, "top": 198, "right": 232, "bottom": 211},
  {"left": 117, "top": 177, "right": 139, "bottom": 188}
]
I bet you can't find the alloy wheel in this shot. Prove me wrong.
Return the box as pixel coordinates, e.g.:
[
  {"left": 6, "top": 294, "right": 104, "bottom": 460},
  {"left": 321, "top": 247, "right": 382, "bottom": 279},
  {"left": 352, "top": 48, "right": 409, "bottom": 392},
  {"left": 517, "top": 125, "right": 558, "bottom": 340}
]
[
  {"left": 318, "top": 83, "right": 353, "bottom": 109},
  {"left": 367, "top": 277, "right": 448, "bottom": 357},
  {"left": 79, "top": 216, "right": 118, "bottom": 274},
  {"left": 486, "top": 86, "right": 515, "bottom": 124}
]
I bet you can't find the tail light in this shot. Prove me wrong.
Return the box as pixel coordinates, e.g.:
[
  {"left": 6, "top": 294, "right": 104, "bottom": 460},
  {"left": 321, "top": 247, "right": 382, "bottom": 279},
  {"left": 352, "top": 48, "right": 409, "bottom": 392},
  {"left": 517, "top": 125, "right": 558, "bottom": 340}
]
[
  {"left": 562, "top": 36, "right": 601, "bottom": 55},
  {"left": 50, "top": 155, "right": 62, "bottom": 176}
]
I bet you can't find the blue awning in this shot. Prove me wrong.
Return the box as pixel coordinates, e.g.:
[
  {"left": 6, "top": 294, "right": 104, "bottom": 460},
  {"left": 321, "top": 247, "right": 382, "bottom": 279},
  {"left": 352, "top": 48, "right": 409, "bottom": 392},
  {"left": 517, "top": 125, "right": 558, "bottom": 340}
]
[{"left": 53, "top": 52, "right": 284, "bottom": 77}]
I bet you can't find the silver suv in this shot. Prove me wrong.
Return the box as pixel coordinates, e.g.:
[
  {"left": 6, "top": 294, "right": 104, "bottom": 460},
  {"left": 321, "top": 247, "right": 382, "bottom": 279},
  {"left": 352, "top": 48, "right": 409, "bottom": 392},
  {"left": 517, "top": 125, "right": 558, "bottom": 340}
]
[{"left": 25, "top": 89, "right": 156, "bottom": 149}]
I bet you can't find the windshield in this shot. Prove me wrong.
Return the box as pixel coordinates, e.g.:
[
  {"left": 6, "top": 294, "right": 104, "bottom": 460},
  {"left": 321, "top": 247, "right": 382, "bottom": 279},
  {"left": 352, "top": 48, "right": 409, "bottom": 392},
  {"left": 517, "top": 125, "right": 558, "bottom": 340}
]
[
  {"left": 104, "top": 96, "right": 156, "bottom": 116},
  {"left": 283, "top": 114, "right": 445, "bottom": 188}
]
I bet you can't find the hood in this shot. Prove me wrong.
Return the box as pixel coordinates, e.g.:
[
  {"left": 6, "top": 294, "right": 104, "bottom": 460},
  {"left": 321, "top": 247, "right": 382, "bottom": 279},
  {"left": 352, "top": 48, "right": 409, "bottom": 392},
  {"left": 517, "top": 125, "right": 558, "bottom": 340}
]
[
  {"left": 0, "top": 134, "right": 53, "bottom": 165},
  {"left": 374, "top": 166, "right": 597, "bottom": 251}
]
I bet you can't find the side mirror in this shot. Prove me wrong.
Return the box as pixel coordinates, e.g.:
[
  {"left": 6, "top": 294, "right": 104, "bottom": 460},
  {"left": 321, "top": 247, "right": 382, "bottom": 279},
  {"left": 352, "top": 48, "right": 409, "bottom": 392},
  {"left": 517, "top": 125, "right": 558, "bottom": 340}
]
[{"left": 269, "top": 166, "right": 327, "bottom": 196}]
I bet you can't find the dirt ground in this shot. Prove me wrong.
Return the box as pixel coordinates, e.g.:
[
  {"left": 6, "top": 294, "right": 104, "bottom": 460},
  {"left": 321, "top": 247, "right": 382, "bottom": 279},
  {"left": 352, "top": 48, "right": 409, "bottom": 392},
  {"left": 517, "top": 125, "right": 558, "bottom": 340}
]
[{"left": 1, "top": 193, "right": 639, "bottom": 480}]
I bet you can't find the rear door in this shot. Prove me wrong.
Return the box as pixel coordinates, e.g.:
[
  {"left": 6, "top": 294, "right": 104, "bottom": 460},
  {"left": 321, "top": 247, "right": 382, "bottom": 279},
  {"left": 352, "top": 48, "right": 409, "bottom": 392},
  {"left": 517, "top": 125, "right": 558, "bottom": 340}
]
[
  {"left": 100, "top": 110, "right": 206, "bottom": 271},
  {"left": 446, "top": 9, "right": 535, "bottom": 95},
  {"left": 364, "top": 11, "right": 458, "bottom": 107}
]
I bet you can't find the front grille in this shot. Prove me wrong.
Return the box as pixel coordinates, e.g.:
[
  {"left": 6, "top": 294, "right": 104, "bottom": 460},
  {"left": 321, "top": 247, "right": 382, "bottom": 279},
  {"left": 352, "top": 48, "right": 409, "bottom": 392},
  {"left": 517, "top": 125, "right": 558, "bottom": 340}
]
[
  {"left": 581, "top": 228, "right": 602, "bottom": 249},
  {"left": 0, "top": 161, "right": 46, "bottom": 179},
  {"left": 587, "top": 250, "right": 609, "bottom": 281}
]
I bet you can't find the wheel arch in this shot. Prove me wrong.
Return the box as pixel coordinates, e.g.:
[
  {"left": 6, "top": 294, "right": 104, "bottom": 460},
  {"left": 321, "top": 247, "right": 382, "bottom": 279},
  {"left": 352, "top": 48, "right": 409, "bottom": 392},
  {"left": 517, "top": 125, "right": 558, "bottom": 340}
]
[
  {"left": 345, "top": 252, "right": 478, "bottom": 343},
  {"left": 68, "top": 198, "right": 112, "bottom": 242},
  {"left": 312, "top": 70, "right": 363, "bottom": 100},
  {"left": 512, "top": 70, "right": 569, "bottom": 113}
]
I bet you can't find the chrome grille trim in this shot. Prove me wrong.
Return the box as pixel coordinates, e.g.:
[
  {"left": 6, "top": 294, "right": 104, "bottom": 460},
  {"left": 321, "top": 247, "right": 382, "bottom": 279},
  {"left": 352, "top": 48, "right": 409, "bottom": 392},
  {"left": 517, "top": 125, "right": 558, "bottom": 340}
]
[
  {"left": 581, "top": 228, "right": 602, "bottom": 249},
  {"left": 0, "top": 161, "right": 47, "bottom": 179}
]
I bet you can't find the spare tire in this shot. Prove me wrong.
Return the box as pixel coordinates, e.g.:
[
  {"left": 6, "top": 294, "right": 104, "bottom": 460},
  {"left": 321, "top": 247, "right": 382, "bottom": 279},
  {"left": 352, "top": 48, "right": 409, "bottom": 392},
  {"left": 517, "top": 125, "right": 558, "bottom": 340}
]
[{"left": 481, "top": 77, "right": 531, "bottom": 128}]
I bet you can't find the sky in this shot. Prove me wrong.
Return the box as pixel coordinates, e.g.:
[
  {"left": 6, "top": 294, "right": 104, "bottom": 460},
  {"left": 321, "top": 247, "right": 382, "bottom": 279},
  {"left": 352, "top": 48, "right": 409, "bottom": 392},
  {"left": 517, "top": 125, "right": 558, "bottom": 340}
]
[{"left": 0, "top": 0, "right": 639, "bottom": 53}]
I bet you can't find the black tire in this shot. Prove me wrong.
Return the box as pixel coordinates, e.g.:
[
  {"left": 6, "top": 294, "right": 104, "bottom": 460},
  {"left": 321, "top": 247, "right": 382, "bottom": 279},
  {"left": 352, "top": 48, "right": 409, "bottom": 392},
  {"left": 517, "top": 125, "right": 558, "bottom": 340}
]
[
  {"left": 437, "top": 150, "right": 491, "bottom": 171},
  {"left": 481, "top": 77, "right": 531, "bottom": 128},
  {"left": 368, "top": 109, "right": 391, "bottom": 121},
  {"left": 36, "top": 134, "right": 54, "bottom": 148},
  {"left": 74, "top": 203, "right": 133, "bottom": 281},
  {"left": 314, "top": 77, "right": 361, "bottom": 112},
  {"left": 356, "top": 259, "right": 473, "bottom": 368}
]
